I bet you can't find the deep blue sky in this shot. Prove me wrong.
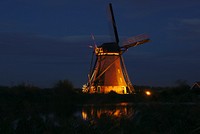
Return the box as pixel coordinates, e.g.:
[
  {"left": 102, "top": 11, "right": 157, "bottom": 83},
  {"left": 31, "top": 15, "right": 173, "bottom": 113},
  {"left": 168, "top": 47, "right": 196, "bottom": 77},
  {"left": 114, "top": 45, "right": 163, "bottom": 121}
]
[{"left": 0, "top": 0, "right": 200, "bottom": 88}]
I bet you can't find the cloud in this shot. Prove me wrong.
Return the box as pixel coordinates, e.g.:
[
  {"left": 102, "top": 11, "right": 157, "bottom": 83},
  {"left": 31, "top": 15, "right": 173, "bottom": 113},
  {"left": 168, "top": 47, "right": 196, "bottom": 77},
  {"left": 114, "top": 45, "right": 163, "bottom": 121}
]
[
  {"left": 181, "top": 18, "right": 200, "bottom": 26},
  {"left": 61, "top": 35, "right": 112, "bottom": 44},
  {"left": 0, "top": 33, "right": 89, "bottom": 63},
  {"left": 0, "top": 32, "right": 92, "bottom": 87},
  {"left": 166, "top": 17, "right": 200, "bottom": 43},
  {"left": 0, "top": 32, "right": 96, "bottom": 67}
]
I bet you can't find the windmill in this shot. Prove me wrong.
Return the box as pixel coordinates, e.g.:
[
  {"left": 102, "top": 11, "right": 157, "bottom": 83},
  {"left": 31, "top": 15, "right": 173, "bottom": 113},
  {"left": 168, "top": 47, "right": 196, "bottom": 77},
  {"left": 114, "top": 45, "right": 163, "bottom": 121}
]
[{"left": 82, "top": 3, "right": 150, "bottom": 94}]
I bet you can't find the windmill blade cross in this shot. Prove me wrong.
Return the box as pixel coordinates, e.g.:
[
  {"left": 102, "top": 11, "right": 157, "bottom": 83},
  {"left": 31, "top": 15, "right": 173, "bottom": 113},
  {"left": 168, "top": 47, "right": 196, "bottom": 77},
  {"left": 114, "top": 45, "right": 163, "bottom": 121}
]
[{"left": 122, "top": 34, "right": 150, "bottom": 50}]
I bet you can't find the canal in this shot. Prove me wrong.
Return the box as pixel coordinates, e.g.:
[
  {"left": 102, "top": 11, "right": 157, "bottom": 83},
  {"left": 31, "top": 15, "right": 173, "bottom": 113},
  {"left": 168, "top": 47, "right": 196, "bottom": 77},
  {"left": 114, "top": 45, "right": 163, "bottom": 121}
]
[{"left": 2, "top": 102, "right": 199, "bottom": 134}]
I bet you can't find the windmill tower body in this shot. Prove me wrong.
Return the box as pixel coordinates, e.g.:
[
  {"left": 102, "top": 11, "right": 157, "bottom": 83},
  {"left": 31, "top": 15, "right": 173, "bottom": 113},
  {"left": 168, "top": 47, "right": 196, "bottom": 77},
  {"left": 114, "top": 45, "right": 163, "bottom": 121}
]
[
  {"left": 82, "top": 3, "right": 149, "bottom": 94},
  {"left": 88, "top": 43, "right": 134, "bottom": 94}
]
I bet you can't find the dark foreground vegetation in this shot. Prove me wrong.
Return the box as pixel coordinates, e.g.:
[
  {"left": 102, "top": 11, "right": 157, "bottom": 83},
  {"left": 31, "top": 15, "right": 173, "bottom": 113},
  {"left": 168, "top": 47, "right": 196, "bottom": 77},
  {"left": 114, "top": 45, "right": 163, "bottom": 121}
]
[{"left": 0, "top": 80, "right": 200, "bottom": 134}]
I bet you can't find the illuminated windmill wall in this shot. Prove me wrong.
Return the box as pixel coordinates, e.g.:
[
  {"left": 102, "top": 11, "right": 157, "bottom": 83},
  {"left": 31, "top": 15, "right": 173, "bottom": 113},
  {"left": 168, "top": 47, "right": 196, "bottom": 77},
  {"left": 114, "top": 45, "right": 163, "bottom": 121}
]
[{"left": 82, "top": 3, "right": 150, "bottom": 94}]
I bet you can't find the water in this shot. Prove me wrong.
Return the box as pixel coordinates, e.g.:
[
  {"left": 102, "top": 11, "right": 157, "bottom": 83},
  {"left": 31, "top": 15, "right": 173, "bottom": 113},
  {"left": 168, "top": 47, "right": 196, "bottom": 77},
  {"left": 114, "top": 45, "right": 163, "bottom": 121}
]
[
  {"left": 71, "top": 102, "right": 200, "bottom": 134},
  {"left": 76, "top": 102, "right": 135, "bottom": 120},
  {"left": 71, "top": 102, "right": 137, "bottom": 133},
  {"left": 1, "top": 102, "right": 200, "bottom": 134}
]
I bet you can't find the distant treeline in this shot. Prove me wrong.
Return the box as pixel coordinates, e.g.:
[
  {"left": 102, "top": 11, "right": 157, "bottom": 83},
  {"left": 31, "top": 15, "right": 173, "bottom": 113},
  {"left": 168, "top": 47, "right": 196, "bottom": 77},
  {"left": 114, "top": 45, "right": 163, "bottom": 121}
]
[{"left": 0, "top": 79, "right": 199, "bottom": 104}]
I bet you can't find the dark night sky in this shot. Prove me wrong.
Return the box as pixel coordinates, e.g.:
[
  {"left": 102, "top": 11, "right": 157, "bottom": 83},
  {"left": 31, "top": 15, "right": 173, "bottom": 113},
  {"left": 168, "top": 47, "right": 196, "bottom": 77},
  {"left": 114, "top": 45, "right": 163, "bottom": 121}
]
[{"left": 0, "top": 0, "right": 200, "bottom": 88}]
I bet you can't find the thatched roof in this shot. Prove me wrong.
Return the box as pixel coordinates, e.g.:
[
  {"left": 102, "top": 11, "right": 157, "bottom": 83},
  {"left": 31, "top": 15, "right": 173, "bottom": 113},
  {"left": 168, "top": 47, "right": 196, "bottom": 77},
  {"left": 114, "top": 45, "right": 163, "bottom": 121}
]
[
  {"left": 99, "top": 42, "right": 120, "bottom": 52},
  {"left": 191, "top": 81, "right": 200, "bottom": 89}
]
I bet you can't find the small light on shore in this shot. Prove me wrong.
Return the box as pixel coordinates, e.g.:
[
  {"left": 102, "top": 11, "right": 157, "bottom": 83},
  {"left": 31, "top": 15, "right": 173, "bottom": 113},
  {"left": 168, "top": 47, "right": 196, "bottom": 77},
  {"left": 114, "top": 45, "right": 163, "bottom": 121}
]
[{"left": 145, "top": 90, "right": 151, "bottom": 96}]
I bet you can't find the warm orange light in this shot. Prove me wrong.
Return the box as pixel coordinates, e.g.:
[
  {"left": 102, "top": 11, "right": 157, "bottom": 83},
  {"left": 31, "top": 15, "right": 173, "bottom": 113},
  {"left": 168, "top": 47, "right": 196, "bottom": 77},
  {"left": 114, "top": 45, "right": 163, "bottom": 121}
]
[
  {"left": 82, "top": 111, "right": 87, "bottom": 120},
  {"left": 113, "top": 110, "right": 120, "bottom": 117},
  {"left": 145, "top": 90, "right": 151, "bottom": 96}
]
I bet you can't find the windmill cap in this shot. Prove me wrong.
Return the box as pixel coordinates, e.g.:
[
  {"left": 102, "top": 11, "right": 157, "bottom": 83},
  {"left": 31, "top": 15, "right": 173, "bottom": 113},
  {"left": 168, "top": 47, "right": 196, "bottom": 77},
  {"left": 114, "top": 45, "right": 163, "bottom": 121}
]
[{"left": 99, "top": 42, "right": 120, "bottom": 52}]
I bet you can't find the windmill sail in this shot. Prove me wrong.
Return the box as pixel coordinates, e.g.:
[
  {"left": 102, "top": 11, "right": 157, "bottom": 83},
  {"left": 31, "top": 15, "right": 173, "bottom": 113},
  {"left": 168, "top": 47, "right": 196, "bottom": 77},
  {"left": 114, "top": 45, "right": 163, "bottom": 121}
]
[
  {"left": 109, "top": 3, "right": 119, "bottom": 44},
  {"left": 122, "top": 34, "right": 150, "bottom": 50}
]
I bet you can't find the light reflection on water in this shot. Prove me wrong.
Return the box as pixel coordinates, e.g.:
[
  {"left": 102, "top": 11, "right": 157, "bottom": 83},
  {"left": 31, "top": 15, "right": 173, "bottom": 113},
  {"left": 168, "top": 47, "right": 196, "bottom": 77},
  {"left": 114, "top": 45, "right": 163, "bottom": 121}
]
[
  {"left": 77, "top": 102, "right": 135, "bottom": 122},
  {"left": 5, "top": 103, "right": 199, "bottom": 133}
]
